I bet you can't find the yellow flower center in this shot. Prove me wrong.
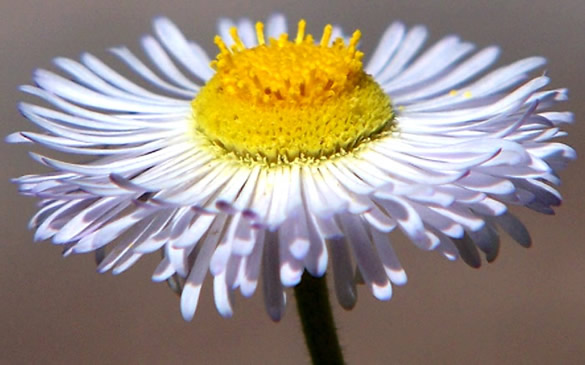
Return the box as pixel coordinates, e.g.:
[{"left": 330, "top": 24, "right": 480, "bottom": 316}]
[{"left": 191, "top": 20, "right": 394, "bottom": 163}]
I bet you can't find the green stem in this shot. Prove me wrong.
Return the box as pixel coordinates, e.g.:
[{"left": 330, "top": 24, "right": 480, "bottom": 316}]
[{"left": 294, "top": 272, "right": 345, "bottom": 365}]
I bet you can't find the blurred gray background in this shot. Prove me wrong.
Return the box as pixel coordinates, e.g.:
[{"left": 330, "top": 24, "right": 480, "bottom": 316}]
[{"left": 1, "top": 1, "right": 584, "bottom": 364}]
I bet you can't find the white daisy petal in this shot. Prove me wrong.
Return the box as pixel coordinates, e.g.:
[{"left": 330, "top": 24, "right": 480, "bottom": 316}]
[
  {"left": 303, "top": 208, "right": 329, "bottom": 277},
  {"left": 151, "top": 257, "right": 175, "bottom": 282},
  {"left": 132, "top": 211, "right": 176, "bottom": 253},
  {"left": 70, "top": 201, "right": 136, "bottom": 254},
  {"left": 243, "top": 168, "right": 275, "bottom": 224},
  {"left": 450, "top": 233, "right": 482, "bottom": 268},
  {"left": 318, "top": 166, "right": 371, "bottom": 214},
  {"left": 374, "top": 195, "right": 429, "bottom": 249},
  {"left": 369, "top": 228, "right": 407, "bottom": 286},
  {"left": 110, "top": 251, "right": 143, "bottom": 274},
  {"left": 262, "top": 231, "right": 287, "bottom": 321},
  {"left": 214, "top": 167, "right": 254, "bottom": 213},
  {"left": 404, "top": 57, "right": 547, "bottom": 112},
  {"left": 436, "top": 231, "right": 459, "bottom": 261},
  {"left": 490, "top": 212, "right": 532, "bottom": 247},
  {"left": 34, "top": 69, "right": 185, "bottom": 114},
  {"left": 141, "top": 35, "right": 202, "bottom": 91},
  {"left": 53, "top": 197, "right": 133, "bottom": 244},
  {"left": 312, "top": 214, "right": 343, "bottom": 239},
  {"left": 265, "top": 166, "right": 291, "bottom": 228},
  {"left": 180, "top": 214, "right": 227, "bottom": 321},
  {"left": 279, "top": 216, "right": 310, "bottom": 260},
  {"left": 365, "top": 22, "right": 406, "bottom": 77},
  {"left": 467, "top": 224, "right": 500, "bottom": 262},
  {"left": 225, "top": 254, "right": 244, "bottom": 289},
  {"left": 97, "top": 215, "right": 158, "bottom": 273},
  {"left": 111, "top": 46, "right": 196, "bottom": 97},
  {"left": 82, "top": 52, "right": 189, "bottom": 102},
  {"left": 236, "top": 18, "right": 257, "bottom": 47},
  {"left": 209, "top": 214, "right": 241, "bottom": 275},
  {"left": 230, "top": 165, "right": 262, "bottom": 213},
  {"left": 338, "top": 214, "right": 392, "bottom": 300},
  {"left": 230, "top": 216, "right": 257, "bottom": 256},
  {"left": 301, "top": 166, "right": 336, "bottom": 218},
  {"left": 329, "top": 236, "right": 357, "bottom": 309},
  {"left": 153, "top": 17, "right": 213, "bottom": 81},
  {"left": 213, "top": 271, "right": 235, "bottom": 318},
  {"left": 165, "top": 241, "right": 190, "bottom": 277},
  {"left": 383, "top": 36, "right": 475, "bottom": 93},
  {"left": 375, "top": 25, "right": 428, "bottom": 83},
  {"left": 265, "top": 13, "right": 287, "bottom": 38},
  {"left": 34, "top": 199, "right": 92, "bottom": 241},
  {"left": 240, "top": 229, "right": 265, "bottom": 298},
  {"left": 391, "top": 46, "right": 500, "bottom": 104},
  {"left": 363, "top": 204, "right": 397, "bottom": 233},
  {"left": 279, "top": 228, "right": 304, "bottom": 287},
  {"left": 326, "top": 162, "right": 374, "bottom": 195},
  {"left": 54, "top": 57, "right": 154, "bottom": 103}
]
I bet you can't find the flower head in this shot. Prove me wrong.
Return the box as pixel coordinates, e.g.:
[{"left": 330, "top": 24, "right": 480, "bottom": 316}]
[{"left": 8, "top": 14, "right": 575, "bottom": 321}]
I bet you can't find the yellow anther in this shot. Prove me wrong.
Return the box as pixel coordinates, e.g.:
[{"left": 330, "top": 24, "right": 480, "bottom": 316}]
[
  {"left": 320, "top": 24, "right": 333, "bottom": 47},
  {"left": 255, "top": 22, "right": 265, "bottom": 45},
  {"left": 229, "top": 27, "right": 245, "bottom": 51},
  {"left": 348, "top": 30, "right": 361, "bottom": 52},
  {"left": 214, "top": 35, "right": 230, "bottom": 56},
  {"left": 295, "top": 19, "right": 306, "bottom": 44}
]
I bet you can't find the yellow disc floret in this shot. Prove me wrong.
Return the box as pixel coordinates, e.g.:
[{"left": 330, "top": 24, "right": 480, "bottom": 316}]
[{"left": 192, "top": 20, "right": 394, "bottom": 162}]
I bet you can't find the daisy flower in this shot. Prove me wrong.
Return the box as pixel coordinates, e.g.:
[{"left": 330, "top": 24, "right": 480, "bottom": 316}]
[{"left": 8, "top": 14, "right": 574, "bottom": 324}]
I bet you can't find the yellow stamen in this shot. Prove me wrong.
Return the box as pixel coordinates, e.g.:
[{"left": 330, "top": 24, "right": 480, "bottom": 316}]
[
  {"left": 193, "top": 20, "right": 394, "bottom": 163},
  {"left": 348, "top": 30, "right": 361, "bottom": 52},
  {"left": 295, "top": 19, "right": 306, "bottom": 44},
  {"left": 229, "top": 27, "right": 245, "bottom": 51},
  {"left": 320, "top": 24, "right": 333, "bottom": 47},
  {"left": 213, "top": 35, "right": 229, "bottom": 56},
  {"left": 255, "top": 22, "right": 265, "bottom": 45}
]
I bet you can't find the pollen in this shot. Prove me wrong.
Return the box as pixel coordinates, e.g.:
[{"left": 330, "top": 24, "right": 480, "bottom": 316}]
[{"left": 191, "top": 20, "right": 394, "bottom": 162}]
